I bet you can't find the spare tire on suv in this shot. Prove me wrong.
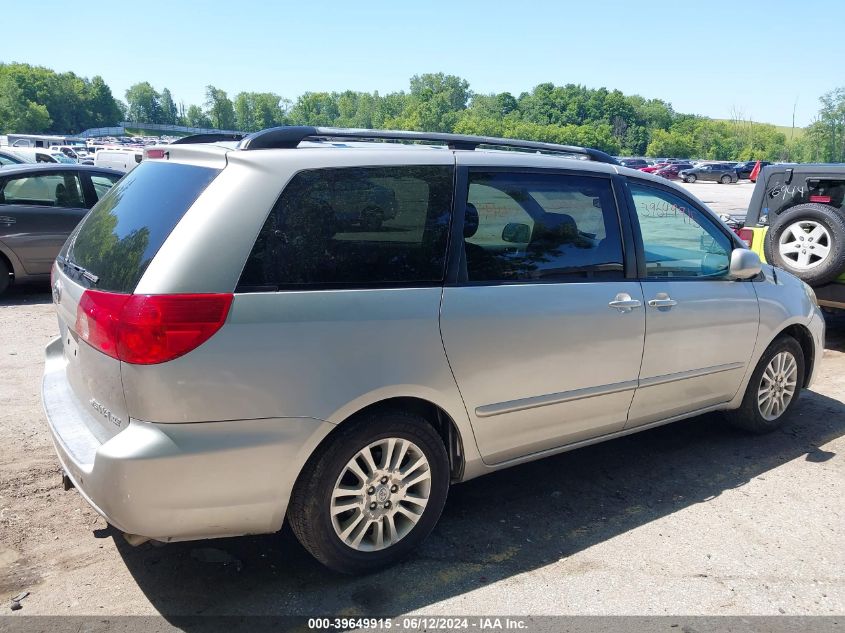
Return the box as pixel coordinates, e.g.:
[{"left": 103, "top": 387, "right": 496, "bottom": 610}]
[{"left": 763, "top": 203, "right": 845, "bottom": 286}]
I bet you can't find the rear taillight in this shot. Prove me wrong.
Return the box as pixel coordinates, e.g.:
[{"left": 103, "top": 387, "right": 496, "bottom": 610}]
[
  {"left": 810, "top": 195, "right": 831, "bottom": 203},
  {"left": 75, "top": 290, "right": 232, "bottom": 365},
  {"left": 145, "top": 148, "right": 167, "bottom": 159},
  {"left": 738, "top": 228, "right": 754, "bottom": 248}
]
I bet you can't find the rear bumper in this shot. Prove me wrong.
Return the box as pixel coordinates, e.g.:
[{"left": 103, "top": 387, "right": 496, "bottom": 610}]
[{"left": 42, "top": 337, "right": 334, "bottom": 542}]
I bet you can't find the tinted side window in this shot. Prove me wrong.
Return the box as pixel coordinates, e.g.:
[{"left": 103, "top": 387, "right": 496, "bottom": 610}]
[
  {"left": 0, "top": 172, "right": 84, "bottom": 207},
  {"left": 238, "top": 165, "right": 454, "bottom": 289},
  {"left": 462, "top": 171, "right": 624, "bottom": 282},
  {"left": 629, "top": 182, "right": 732, "bottom": 278},
  {"left": 90, "top": 173, "right": 121, "bottom": 202}
]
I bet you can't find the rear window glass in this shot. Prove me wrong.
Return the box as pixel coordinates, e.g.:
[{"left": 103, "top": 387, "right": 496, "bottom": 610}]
[
  {"left": 63, "top": 161, "right": 219, "bottom": 292},
  {"left": 238, "top": 165, "right": 454, "bottom": 290}
]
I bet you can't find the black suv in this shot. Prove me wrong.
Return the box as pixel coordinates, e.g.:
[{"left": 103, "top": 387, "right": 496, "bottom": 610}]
[
  {"left": 735, "top": 161, "right": 772, "bottom": 180},
  {"left": 679, "top": 164, "right": 738, "bottom": 184},
  {"left": 618, "top": 158, "right": 648, "bottom": 169},
  {"left": 742, "top": 163, "right": 845, "bottom": 309}
]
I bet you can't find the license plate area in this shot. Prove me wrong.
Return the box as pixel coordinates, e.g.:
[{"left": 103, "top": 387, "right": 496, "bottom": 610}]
[{"left": 63, "top": 329, "right": 80, "bottom": 364}]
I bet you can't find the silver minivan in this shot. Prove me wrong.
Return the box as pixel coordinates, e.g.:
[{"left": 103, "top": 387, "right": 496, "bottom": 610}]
[{"left": 43, "top": 127, "right": 824, "bottom": 573}]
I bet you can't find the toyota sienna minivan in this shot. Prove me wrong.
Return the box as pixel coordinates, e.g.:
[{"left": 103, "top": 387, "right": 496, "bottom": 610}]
[{"left": 43, "top": 126, "right": 824, "bottom": 573}]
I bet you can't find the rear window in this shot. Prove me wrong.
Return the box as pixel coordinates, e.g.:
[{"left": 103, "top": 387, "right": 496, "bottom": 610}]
[
  {"left": 238, "top": 165, "right": 454, "bottom": 290},
  {"left": 63, "top": 161, "right": 219, "bottom": 292}
]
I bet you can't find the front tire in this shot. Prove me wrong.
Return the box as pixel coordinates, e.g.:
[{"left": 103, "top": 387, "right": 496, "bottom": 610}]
[
  {"left": 726, "top": 336, "right": 804, "bottom": 433},
  {"left": 685, "top": 175, "right": 696, "bottom": 183},
  {"left": 0, "top": 258, "right": 9, "bottom": 296},
  {"left": 288, "top": 410, "right": 450, "bottom": 574}
]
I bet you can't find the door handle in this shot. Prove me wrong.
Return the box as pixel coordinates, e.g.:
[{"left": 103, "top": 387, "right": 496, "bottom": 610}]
[
  {"left": 648, "top": 293, "right": 678, "bottom": 308},
  {"left": 608, "top": 293, "right": 642, "bottom": 312}
]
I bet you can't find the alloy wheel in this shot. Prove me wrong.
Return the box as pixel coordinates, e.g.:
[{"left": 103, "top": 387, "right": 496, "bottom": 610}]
[
  {"left": 757, "top": 351, "right": 798, "bottom": 421},
  {"left": 777, "top": 220, "right": 832, "bottom": 270},
  {"left": 330, "top": 437, "right": 432, "bottom": 551}
]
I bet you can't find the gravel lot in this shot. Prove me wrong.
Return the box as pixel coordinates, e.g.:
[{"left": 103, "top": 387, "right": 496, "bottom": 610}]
[
  {"left": 678, "top": 179, "right": 756, "bottom": 219},
  {"left": 0, "top": 183, "right": 842, "bottom": 621}
]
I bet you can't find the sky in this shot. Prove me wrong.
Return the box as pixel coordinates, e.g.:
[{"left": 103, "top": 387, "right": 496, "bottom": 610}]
[{"left": 2, "top": 0, "right": 843, "bottom": 127}]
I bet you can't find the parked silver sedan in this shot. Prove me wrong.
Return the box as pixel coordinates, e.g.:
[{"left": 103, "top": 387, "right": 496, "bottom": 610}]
[{"left": 42, "top": 128, "right": 824, "bottom": 574}]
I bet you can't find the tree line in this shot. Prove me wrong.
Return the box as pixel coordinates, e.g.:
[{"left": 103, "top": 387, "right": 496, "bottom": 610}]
[{"left": 2, "top": 62, "right": 844, "bottom": 162}]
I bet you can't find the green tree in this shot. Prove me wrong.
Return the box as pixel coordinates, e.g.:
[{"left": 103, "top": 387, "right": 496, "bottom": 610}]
[
  {"left": 234, "top": 92, "right": 286, "bottom": 131},
  {"left": 86, "top": 76, "right": 122, "bottom": 127},
  {"left": 0, "top": 73, "right": 51, "bottom": 133},
  {"left": 646, "top": 129, "right": 694, "bottom": 158},
  {"left": 186, "top": 104, "right": 212, "bottom": 129},
  {"left": 159, "top": 88, "right": 178, "bottom": 125},
  {"left": 815, "top": 87, "right": 845, "bottom": 162},
  {"left": 204, "top": 85, "right": 235, "bottom": 129},
  {"left": 125, "top": 82, "right": 161, "bottom": 123}
]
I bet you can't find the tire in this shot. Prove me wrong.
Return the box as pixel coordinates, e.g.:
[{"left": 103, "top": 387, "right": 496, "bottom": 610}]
[
  {"left": 288, "top": 410, "right": 450, "bottom": 574},
  {"left": 684, "top": 175, "right": 696, "bottom": 183},
  {"left": 763, "top": 203, "right": 845, "bottom": 287},
  {"left": 0, "top": 258, "right": 10, "bottom": 296},
  {"left": 726, "top": 336, "right": 804, "bottom": 433},
  {"left": 360, "top": 207, "right": 384, "bottom": 231},
  {"left": 720, "top": 174, "right": 732, "bottom": 184}
]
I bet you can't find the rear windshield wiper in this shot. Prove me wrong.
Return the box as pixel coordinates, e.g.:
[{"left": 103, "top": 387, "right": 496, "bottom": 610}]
[{"left": 56, "top": 255, "right": 99, "bottom": 285}]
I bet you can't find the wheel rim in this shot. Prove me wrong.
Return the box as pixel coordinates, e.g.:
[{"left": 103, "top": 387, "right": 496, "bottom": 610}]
[
  {"left": 330, "top": 437, "right": 432, "bottom": 552},
  {"left": 757, "top": 351, "right": 798, "bottom": 421},
  {"left": 778, "top": 220, "right": 832, "bottom": 270}
]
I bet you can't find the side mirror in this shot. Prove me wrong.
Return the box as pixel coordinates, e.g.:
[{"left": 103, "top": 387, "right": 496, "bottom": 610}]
[
  {"left": 729, "top": 248, "right": 762, "bottom": 279},
  {"left": 502, "top": 222, "right": 531, "bottom": 243}
]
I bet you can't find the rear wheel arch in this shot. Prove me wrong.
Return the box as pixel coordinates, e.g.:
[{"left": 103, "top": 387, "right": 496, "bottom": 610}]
[
  {"left": 326, "top": 397, "right": 466, "bottom": 482},
  {"left": 0, "top": 242, "right": 20, "bottom": 277}
]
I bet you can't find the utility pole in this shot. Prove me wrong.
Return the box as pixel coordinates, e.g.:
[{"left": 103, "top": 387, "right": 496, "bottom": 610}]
[{"left": 791, "top": 98, "right": 797, "bottom": 143}]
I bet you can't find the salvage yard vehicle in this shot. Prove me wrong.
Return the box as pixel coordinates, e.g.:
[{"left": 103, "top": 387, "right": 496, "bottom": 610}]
[
  {"left": 740, "top": 163, "right": 845, "bottom": 310},
  {"left": 680, "top": 163, "right": 738, "bottom": 184},
  {"left": 0, "top": 164, "right": 122, "bottom": 295},
  {"left": 0, "top": 149, "right": 30, "bottom": 166},
  {"left": 93, "top": 147, "right": 144, "bottom": 173},
  {"left": 735, "top": 160, "right": 771, "bottom": 180},
  {"left": 654, "top": 162, "right": 693, "bottom": 180},
  {"left": 43, "top": 127, "right": 824, "bottom": 574}
]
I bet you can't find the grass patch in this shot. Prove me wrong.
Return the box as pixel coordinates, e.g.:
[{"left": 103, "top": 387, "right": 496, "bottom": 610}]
[{"left": 714, "top": 119, "right": 805, "bottom": 140}]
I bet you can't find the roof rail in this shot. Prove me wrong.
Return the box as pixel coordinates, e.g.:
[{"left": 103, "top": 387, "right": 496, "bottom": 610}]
[
  {"left": 171, "top": 133, "right": 244, "bottom": 145},
  {"left": 237, "top": 126, "right": 619, "bottom": 164}
]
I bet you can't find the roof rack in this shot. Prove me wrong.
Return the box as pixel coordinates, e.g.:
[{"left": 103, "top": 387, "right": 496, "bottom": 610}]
[
  {"left": 236, "top": 126, "right": 618, "bottom": 164},
  {"left": 171, "top": 133, "right": 244, "bottom": 145}
]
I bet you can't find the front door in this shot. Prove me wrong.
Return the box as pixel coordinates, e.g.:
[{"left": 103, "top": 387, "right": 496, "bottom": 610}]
[
  {"left": 440, "top": 167, "right": 645, "bottom": 465},
  {"left": 624, "top": 180, "right": 759, "bottom": 427},
  {"left": 0, "top": 171, "right": 88, "bottom": 275}
]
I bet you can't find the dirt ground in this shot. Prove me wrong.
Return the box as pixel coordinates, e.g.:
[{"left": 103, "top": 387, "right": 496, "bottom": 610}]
[{"left": 0, "top": 183, "right": 843, "bottom": 621}]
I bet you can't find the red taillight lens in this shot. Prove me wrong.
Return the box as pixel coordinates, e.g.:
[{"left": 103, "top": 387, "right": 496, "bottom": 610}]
[
  {"left": 145, "top": 148, "right": 167, "bottom": 159},
  {"left": 738, "top": 228, "right": 754, "bottom": 248},
  {"left": 75, "top": 291, "right": 232, "bottom": 364},
  {"left": 76, "top": 290, "right": 130, "bottom": 358},
  {"left": 810, "top": 195, "right": 831, "bottom": 203}
]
